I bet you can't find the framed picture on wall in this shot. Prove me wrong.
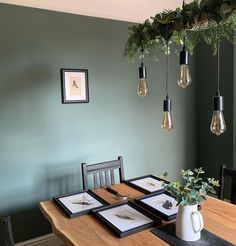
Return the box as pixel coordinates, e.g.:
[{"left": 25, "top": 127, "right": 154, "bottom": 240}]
[{"left": 61, "top": 68, "right": 89, "bottom": 103}]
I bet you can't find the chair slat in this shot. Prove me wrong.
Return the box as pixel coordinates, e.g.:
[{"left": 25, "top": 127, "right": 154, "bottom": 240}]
[
  {"left": 104, "top": 170, "right": 109, "bottom": 186},
  {"left": 93, "top": 173, "right": 99, "bottom": 189},
  {"left": 110, "top": 169, "right": 115, "bottom": 185},
  {"left": 99, "top": 172, "right": 104, "bottom": 187}
]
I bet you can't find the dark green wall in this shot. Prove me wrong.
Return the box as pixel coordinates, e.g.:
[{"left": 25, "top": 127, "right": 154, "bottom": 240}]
[
  {"left": 195, "top": 41, "right": 234, "bottom": 177},
  {"left": 0, "top": 3, "right": 197, "bottom": 243},
  {"left": 234, "top": 32, "right": 236, "bottom": 170}
]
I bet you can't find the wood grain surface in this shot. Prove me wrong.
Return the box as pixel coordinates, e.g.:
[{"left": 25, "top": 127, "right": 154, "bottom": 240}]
[{"left": 40, "top": 183, "right": 236, "bottom": 246}]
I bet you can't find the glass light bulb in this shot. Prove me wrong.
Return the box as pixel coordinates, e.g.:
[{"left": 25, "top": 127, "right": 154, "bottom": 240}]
[
  {"left": 161, "top": 111, "right": 173, "bottom": 131},
  {"left": 178, "top": 64, "right": 192, "bottom": 88},
  {"left": 137, "top": 78, "right": 148, "bottom": 97},
  {"left": 210, "top": 110, "right": 226, "bottom": 136}
]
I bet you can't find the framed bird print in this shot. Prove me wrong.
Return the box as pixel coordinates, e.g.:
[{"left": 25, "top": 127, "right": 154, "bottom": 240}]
[{"left": 61, "top": 68, "right": 89, "bottom": 103}]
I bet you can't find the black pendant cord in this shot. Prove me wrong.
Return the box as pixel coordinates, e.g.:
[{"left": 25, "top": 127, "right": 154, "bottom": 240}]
[
  {"left": 213, "top": 25, "right": 224, "bottom": 113},
  {"left": 217, "top": 36, "right": 220, "bottom": 95},
  {"left": 182, "top": 0, "right": 187, "bottom": 49},
  {"left": 140, "top": 44, "right": 144, "bottom": 67},
  {"left": 141, "top": 54, "right": 144, "bottom": 67},
  {"left": 166, "top": 41, "right": 169, "bottom": 97},
  {"left": 183, "top": 35, "right": 186, "bottom": 50}
]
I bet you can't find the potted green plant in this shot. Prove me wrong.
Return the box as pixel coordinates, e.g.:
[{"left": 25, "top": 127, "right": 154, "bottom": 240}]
[{"left": 164, "top": 167, "right": 219, "bottom": 242}]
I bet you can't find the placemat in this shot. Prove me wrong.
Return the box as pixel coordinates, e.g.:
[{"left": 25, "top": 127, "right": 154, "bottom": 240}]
[{"left": 151, "top": 223, "right": 235, "bottom": 246}]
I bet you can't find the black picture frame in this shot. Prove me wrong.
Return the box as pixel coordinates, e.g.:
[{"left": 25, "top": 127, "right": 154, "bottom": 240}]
[
  {"left": 92, "top": 201, "right": 161, "bottom": 238},
  {"left": 124, "top": 175, "right": 168, "bottom": 194},
  {"left": 60, "top": 68, "right": 89, "bottom": 103},
  {"left": 135, "top": 192, "right": 178, "bottom": 221},
  {"left": 53, "top": 190, "right": 108, "bottom": 218}
]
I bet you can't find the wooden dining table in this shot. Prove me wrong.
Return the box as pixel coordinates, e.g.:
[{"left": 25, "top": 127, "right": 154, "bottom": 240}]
[{"left": 39, "top": 183, "right": 236, "bottom": 246}]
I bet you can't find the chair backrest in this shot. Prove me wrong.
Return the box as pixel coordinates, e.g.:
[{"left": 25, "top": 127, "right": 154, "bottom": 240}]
[
  {"left": 218, "top": 165, "right": 236, "bottom": 204},
  {"left": 81, "top": 156, "right": 125, "bottom": 190},
  {"left": 2, "top": 216, "right": 15, "bottom": 246}
]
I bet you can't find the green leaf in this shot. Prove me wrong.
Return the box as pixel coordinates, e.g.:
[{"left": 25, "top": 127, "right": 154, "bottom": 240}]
[
  {"left": 124, "top": 0, "right": 236, "bottom": 59},
  {"left": 164, "top": 167, "right": 220, "bottom": 205}
]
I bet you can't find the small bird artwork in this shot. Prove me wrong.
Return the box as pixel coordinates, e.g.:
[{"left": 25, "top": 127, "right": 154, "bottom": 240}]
[
  {"left": 71, "top": 196, "right": 93, "bottom": 207},
  {"left": 115, "top": 213, "right": 135, "bottom": 220},
  {"left": 146, "top": 182, "right": 156, "bottom": 187},
  {"left": 162, "top": 200, "right": 173, "bottom": 210}
]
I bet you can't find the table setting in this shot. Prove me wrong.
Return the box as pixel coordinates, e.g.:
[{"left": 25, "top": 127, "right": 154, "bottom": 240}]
[{"left": 39, "top": 168, "right": 236, "bottom": 246}]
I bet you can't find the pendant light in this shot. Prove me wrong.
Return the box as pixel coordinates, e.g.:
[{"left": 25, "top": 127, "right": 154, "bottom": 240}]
[
  {"left": 178, "top": 0, "right": 192, "bottom": 89},
  {"left": 210, "top": 28, "right": 226, "bottom": 136},
  {"left": 137, "top": 48, "right": 148, "bottom": 97},
  {"left": 161, "top": 40, "right": 173, "bottom": 131}
]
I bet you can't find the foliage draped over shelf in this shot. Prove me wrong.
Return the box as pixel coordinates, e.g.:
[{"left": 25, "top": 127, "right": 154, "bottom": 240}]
[{"left": 124, "top": 0, "right": 236, "bottom": 60}]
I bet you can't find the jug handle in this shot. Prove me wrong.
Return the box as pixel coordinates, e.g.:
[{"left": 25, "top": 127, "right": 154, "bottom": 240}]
[{"left": 191, "top": 211, "right": 204, "bottom": 233}]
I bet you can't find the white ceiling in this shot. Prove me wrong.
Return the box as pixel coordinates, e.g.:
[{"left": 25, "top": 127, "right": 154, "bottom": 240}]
[{"left": 0, "top": 0, "right": 191, "bottom": 23}]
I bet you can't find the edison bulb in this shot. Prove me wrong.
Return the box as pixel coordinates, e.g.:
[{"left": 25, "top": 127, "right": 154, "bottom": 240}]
[
  {"left": 137, "top": 78, "right": 148, "bottom": 97},
  {"left": 178, "top": 64, "right": 192, "bottom": 88},
  {"left": 161, "top": 111, "right": 173, "bottom": 131},
  {"left": 210, "top": 111, "right": 226, "bottom": 136}
]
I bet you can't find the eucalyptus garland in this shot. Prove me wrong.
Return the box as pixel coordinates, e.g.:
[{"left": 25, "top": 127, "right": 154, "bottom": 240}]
[{"left": 124, "top": 0, "right": 236, "bottom": 60}]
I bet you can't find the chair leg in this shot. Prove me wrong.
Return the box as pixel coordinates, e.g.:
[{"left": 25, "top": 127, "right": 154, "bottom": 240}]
[
  {"left": 218, "top": 165, "right": 226, "bottom": 200},
  {"left": 231, "top": 178, "right": 236, "bottom": 205},
  {"left": 2, "top": 216, "right": 15, "bottom": 246}
]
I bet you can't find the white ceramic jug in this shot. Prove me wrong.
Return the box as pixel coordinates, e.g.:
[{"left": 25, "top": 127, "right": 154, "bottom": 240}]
[{"left": 176, "top": 204, "right": 204, "bottom": 241}]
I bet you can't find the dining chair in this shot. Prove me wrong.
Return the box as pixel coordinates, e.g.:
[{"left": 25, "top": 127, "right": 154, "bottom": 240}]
[
  {"left": 218, "top": 165, "right": 236, "bottom": 204},
  {"left": 81, "top": 156, "right": 125, "bottom": 190},
  {"left": 1, "top": 216, "right": 15, "bottom": 246}
]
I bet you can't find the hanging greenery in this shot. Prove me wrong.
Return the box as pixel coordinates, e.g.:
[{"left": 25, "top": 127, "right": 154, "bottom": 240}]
[{"left": 124, "top": 0, "right": 236, "bottom": 60}]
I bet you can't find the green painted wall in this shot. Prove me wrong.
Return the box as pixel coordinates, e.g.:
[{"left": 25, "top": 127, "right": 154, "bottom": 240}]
[
  {"left": 0, "top": 3, "right": 196, "bottom": 243},
  {"left": 195, "top": 41, "right": 234, "bottom": 177}
]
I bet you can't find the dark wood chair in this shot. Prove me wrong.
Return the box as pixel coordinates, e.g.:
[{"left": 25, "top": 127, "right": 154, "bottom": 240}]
[
  {"left": 81, "top": 156, "right": 125, "bottom": 190},
  {"left": 2, "top": 216, "right": 15, "bottom": 246},
  {"left": 218, "top": 165, "right": 236, "bottom": 204}
]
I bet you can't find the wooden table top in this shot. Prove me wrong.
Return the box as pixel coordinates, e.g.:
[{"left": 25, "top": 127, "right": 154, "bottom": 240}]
[{"left": 39, "top": 183, "right": 236, "bottom": 246}]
